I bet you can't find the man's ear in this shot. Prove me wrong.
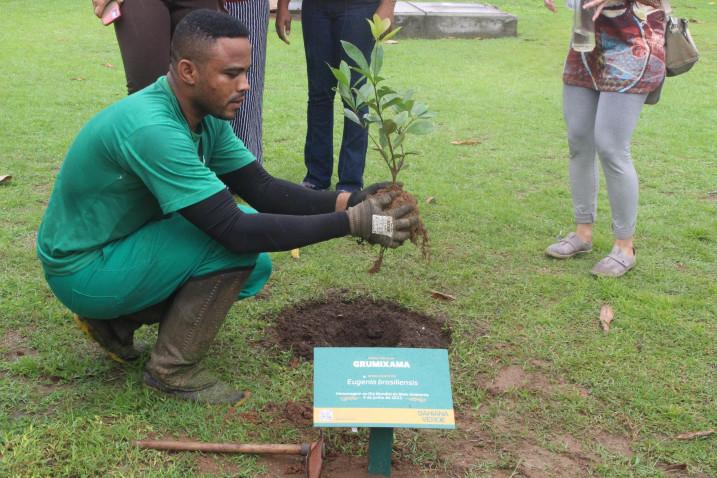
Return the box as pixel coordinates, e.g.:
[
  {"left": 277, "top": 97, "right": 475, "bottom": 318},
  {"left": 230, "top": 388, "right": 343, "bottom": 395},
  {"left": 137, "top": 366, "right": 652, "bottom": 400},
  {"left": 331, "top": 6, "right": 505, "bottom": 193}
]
[{"left": 175, "top": 58, "right": 199, "bottom": 86}]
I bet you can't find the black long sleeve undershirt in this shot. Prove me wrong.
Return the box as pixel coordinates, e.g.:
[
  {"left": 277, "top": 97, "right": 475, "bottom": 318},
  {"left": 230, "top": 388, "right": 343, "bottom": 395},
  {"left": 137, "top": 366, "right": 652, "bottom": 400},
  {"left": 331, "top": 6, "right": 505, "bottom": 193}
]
[
  {"left": 219, "top": 161, "right": 340, "bottom": 215},
  {"left": 180, "top": 189, "right": 350, "bottom": 254}
]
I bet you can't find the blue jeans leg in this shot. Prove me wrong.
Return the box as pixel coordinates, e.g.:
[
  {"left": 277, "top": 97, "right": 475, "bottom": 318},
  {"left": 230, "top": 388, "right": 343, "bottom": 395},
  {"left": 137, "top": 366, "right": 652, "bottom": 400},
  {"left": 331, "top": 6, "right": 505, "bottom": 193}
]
[
  {"left": 302, "top": 0, "right": 338, "bottom": 190},
  {"left": 301, "top": 0, "right": 378, "bottom": 191},
  {"left": 336, "top": 2, "right": 377, "bottom": 192}
]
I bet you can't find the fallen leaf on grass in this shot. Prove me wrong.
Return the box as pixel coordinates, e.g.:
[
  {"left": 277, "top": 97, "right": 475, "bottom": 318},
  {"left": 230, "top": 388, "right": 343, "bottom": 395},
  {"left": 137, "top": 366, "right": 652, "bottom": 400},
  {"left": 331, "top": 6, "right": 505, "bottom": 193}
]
[
  {"left": 450, "top": 139, "right": 481, "bottom": 145},
  {"left": 430, "top": 290, "right": 456, "bottom": 301},
  {"left": 70, "top": 77, "right": 86, "bottom": 81},
  {"left": 102, "top": 63, "right": 114, "bottom": 68},
  {"left": 290, "top": 248, "right": 300, "bottom": 259},
  {"left": 425, "top": 196, "right": 437, "bottom": 204},
  {"left": 385, "top": 40, "right": 399, "bottom": 45},
  {"left": 0, "top": 175, "right": 11, "bottom": 185},
  {"left": 676, "top": 430, "right": 716, "bottom": 440},
  {"left": 662, "top": 463, "right": 688, "bottom": 471},
  {"left": 599, "top": 305, "right": 614, "bottom": 333}
]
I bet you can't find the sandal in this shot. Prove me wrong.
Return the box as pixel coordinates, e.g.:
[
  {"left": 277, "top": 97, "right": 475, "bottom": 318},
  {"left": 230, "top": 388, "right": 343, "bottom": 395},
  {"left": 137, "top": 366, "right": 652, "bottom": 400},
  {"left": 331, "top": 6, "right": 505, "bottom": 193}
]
[
  {"left": 545, "top": 232, "right": 592, "bottom": 259},
  {"left": 591, "top": 246, "right": 636, "bottom": 277}
]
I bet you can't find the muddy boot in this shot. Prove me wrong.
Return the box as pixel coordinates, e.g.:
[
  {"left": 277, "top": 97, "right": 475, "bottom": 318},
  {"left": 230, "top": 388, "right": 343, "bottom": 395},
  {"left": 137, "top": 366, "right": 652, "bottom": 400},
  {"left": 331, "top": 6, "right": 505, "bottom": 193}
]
[
  {"left": 74, "top": 298, "right": 174, "bottom": 364},
  {"left": 143, "top": 269, "right": 252, "bottom": 405},
  {"left": 74, "top": 315, "right": 144, "bottom": 364}
]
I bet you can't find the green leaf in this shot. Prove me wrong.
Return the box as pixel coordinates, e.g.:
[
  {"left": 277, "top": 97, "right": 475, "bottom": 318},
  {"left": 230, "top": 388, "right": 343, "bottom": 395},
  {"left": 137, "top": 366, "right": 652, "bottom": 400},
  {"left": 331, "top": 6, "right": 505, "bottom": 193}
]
[
  {"left": 406, "top": 119, "right": 433, "bottom": 135},
  {"left": 393, "top": 111, "right": 409, "bottom": 127},
  {"left": 329, "top": 66, "right": 349, "bottom": 88},
  {"left": 344, "top": 108, "right": 362, "bottom": 126},
  {"left": 381, "top": 26, "right": 401, "bottom": 42},
  {"left": 339, "top": 60, "right": 352, "bottom": 87},
  {"left": 380, "top": 93, "right": 401, "bottom": 108},
  {"left": 356, "top": 82, "right": 374, "bottom": 105},
  {"left": 411, "top": 102, "right": 429, "bottom": 117},
  {"left": 381, "top": 17, "right": 391, "bottom": 36},
  {"left": 382, "top": 119, "right": 397, "bottom": 135},
  {"left": 371, "top": 44, "right": 384, "bottom": 77},
  {"left": 378, "top": 128, "right": 389, "bottom": 149},
  {"left": 367, "top": 17, "right": 380, "bottom": 41},
  {"left": 350, "top": 67, "right": 373, "bottom": 85},
  {"left": 401, "top": 99, "right": 415, "bottom": 113},
  {"left": 338, "top": 82, "right": 355, "bottom": 110},
  {"left": 364, "top": 112, "right": 382, "bottom": 124},
  {"left": 341, "top": 40, "right": 370, "bottom": 73}
]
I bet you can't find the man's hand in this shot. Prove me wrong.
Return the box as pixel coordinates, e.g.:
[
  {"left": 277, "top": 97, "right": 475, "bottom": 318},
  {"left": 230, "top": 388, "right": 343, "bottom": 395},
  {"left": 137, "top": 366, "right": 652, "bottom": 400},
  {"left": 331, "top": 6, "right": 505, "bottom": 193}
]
[
  {"left": 544, "top": 0, "right": 556, "bottom": 13},
  {"left": 583, "top": 0, "right": 610, "bottom": 20},
  {"left": 375, "top": 0, "right": 396, "bottom": 29},
  {"left": 347, "top": 191, "right": 417, "bottom": 248},
  {"left": 347, "top": 182, "right": 395, "bottom": 207},
  {"left": 91, "top": 0, "right": 123, "bottom": 19},
  {"left": 275, "top": 0, "right": 292, "bottom": 44}
]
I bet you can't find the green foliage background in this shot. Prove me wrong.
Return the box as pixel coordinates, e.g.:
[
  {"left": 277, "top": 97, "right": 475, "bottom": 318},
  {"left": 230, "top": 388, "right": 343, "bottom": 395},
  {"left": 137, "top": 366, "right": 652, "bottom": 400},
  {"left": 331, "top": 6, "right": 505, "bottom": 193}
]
[{"left": 0, "top": 1, "right": 715, "bottom": 476}]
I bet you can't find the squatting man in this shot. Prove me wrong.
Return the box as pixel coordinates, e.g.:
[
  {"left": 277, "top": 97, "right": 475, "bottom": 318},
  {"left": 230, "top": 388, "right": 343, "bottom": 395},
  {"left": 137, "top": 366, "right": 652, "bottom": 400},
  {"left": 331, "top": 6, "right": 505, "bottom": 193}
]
[{"left": 37, "top": 10, "right": 416, "bottom": 404}]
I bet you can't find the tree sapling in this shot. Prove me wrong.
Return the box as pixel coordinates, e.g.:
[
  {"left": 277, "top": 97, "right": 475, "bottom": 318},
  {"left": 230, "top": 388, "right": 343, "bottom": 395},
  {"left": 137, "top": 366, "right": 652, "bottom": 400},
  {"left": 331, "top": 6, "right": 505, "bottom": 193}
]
[{"left": 330, "top": 15, "right": 434, "bottom": 272}]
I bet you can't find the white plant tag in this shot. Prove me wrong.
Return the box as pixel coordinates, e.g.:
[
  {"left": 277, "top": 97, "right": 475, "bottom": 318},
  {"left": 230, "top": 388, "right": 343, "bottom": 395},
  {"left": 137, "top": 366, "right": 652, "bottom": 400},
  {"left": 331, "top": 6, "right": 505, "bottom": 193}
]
[{"left": 371, "top": 215, "right": 394, "bottom": 237}]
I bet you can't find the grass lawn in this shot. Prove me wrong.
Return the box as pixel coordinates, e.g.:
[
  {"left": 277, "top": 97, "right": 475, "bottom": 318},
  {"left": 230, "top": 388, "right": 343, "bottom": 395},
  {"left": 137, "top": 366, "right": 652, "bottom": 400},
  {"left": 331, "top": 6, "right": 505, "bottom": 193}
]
[{"left": 1, "top": 1, "right": 716, "bottom": 476}]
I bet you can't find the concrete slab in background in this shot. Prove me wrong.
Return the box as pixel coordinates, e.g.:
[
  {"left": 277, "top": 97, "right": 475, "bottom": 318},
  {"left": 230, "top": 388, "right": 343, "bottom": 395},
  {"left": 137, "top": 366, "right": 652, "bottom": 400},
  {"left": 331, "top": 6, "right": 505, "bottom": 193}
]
[{"left": 285, "top": 1, "right": 517, "bottom": 39}]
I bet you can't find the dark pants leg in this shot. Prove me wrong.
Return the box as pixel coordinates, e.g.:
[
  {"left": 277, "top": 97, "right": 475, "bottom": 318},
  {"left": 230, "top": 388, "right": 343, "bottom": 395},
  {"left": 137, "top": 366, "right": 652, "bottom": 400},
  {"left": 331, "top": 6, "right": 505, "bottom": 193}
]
[
  {"left": 301, "top": 0, "right": 377, "bottom": 191},
  {"left": 113, "top": 0, "right": 220, "bottom": 94},
  {"left": 335, "top": 1, "right": 377, "bottom": 192}
]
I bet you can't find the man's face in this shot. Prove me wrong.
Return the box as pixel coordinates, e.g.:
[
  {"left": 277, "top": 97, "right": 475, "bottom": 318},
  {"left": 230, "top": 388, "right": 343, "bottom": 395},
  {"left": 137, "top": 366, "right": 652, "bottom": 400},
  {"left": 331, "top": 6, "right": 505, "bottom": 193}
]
[{"left": 194, "top": 37, "right": 252, "bottom": 121}]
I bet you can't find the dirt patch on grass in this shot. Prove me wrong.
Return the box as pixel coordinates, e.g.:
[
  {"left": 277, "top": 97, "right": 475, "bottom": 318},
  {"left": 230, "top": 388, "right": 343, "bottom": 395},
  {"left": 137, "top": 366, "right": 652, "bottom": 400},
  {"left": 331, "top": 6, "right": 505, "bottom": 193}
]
[
  {"left": 323, "top": 455, "right": 448, "bottom": 478},
  {"left": 479, "top": 364, "right": 590, "bottom": 398},
  {"left": 596, "top": 432, "right": 633, "bottom": 457},
  {"left": 268, "top": 295, "right": 451, "bottom": 360},
  {"left": 195, "top": 454, "right": 240, "bottom": 476},
  {"left": 516, "top": 443, "right": 592, "bottom": 478},
  {"left": 0, "top": 330, "right": 38, "bottom": 361},
  {"left": 259, "top": 454, "right": 450, "bottom": 478}
]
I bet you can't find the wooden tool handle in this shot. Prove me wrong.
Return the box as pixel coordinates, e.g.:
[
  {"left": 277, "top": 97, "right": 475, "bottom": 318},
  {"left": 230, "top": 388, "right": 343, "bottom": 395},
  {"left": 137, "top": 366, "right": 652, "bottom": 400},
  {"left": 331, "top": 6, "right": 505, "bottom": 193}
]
[{"left": 135, "top": 440, "right": 309, "bottom": 456}]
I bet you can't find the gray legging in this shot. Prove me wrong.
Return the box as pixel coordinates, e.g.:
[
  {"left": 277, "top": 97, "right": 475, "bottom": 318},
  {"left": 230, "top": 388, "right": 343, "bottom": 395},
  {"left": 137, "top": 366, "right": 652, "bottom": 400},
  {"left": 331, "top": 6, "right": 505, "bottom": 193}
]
[{"left": 563, "top": 85, "right": 647, "bottom": 240}]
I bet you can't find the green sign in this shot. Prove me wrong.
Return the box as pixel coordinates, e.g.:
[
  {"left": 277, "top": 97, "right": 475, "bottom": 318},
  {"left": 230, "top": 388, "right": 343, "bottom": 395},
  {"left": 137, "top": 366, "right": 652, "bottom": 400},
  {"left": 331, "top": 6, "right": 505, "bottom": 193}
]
[{"left": 313, "top": 347, "right": 455, "bottom": 429}]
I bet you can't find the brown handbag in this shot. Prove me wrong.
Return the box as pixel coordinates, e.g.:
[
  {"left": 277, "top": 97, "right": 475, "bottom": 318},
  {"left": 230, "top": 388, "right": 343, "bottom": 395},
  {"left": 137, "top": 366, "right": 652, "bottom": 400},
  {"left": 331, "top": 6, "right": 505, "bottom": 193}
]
[{"left": 662, "top": 0, "right": 699, "bottom": 76}]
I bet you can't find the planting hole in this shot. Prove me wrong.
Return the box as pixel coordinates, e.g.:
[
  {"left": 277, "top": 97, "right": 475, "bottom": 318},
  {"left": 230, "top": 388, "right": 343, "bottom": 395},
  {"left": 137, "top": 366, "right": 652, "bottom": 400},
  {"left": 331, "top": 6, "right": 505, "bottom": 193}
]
[{"left": 271, "top": 295, "right": 451, "bottom": 360}]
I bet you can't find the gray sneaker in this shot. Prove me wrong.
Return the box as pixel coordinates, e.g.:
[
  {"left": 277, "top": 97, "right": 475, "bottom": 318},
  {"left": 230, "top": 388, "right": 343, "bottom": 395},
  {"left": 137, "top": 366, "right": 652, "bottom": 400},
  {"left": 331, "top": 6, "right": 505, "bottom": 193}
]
[
  {"left": 545, "top": 232, "right": 592, "bottom": 259},
  {"left": 591, "top": 246, "right": 636, "bottom": 277}
]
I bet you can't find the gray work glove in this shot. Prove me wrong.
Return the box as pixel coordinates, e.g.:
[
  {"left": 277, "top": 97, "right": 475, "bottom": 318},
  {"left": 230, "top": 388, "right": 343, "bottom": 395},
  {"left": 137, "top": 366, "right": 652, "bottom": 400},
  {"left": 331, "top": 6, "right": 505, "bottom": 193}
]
[
  {"left": 347, "top": 182, "right": 395, "bottom": 207},
  {"left": 346, "top": 191, "right": 417, "bottom": 248}
]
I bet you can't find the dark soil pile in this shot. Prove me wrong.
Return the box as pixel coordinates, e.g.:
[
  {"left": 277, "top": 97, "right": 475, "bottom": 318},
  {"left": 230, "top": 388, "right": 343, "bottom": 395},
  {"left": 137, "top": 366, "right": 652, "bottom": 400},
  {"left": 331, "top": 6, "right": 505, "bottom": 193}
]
[{"left": 271, "top": 295, "right": 451, "bottom": 360}]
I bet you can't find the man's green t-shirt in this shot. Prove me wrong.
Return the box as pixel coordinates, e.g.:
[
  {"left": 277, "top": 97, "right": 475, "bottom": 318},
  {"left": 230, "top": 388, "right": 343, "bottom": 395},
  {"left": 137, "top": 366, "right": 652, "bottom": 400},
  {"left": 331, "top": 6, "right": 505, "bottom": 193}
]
[{"left": 37, "top": 76, "right": 255, "bottom": 276}]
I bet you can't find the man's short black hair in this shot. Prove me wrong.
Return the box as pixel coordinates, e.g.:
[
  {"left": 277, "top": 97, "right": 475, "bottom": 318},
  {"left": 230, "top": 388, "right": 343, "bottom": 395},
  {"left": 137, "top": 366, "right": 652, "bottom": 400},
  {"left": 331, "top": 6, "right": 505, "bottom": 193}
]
[{"left": 170, "top": 9, "right": 250, "bottom": 66}]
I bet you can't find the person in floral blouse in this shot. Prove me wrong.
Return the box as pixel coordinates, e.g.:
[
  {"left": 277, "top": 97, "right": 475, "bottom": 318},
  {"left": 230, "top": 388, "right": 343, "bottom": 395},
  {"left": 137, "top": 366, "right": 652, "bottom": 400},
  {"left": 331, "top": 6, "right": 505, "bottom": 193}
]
[{"left": 544, "top": 0, "right": 666, "bottom": 277}]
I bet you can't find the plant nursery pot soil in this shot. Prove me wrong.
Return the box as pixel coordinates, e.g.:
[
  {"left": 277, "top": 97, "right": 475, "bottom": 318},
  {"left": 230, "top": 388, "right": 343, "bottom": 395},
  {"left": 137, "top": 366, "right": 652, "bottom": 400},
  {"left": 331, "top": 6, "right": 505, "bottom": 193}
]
[{"left": 271, "top": 295, "right": 451, "bottom": 360}]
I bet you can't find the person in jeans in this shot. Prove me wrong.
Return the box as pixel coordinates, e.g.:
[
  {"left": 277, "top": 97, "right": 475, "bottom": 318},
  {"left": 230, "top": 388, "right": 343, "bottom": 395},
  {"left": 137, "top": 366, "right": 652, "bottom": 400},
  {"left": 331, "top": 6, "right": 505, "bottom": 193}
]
[
  {"left": 275, "top": 0, "right": 397, "bottom": 192},
  {"left": 543, "top": 0, "right": 666, "bottom": 277},
  {"left": 90, "top": 0, "right": 224, "bottom": 95},
  {"left": 38, "top": 11, "right": 414, "bottom": 405}
]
